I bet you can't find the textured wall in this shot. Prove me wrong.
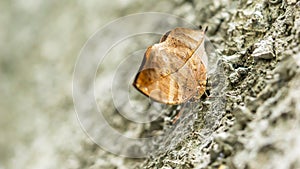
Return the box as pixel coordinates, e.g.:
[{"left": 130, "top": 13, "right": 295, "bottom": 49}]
[{"left": 1, "top": 0, "right": 299, "bottom": 169}]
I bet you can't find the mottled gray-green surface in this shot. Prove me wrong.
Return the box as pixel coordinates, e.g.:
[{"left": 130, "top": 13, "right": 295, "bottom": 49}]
[{"left": 1, "top": 0, "right": 300, "bottom": 169}]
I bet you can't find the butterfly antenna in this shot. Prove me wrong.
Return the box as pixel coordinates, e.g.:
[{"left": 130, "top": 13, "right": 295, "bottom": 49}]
[{"left": 204, "top": 26, "right": 208, "bottom": 33}]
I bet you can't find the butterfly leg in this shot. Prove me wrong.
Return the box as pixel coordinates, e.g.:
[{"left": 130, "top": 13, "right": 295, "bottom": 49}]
[{"left": 172, "top": 103, "right": 187, "bottom": 124}]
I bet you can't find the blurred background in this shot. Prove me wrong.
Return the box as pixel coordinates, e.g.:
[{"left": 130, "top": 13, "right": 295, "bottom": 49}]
[
  {"left": 0, "top": 0, "right": 190, "bottom": 168},
  {"left": 2, "top": 0, "right": 300, "bottom": 168}
]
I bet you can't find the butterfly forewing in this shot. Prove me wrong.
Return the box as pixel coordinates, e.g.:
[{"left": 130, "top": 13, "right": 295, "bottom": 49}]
[{"left": 133, "top": 27, "right": 207, "bottom": 105}]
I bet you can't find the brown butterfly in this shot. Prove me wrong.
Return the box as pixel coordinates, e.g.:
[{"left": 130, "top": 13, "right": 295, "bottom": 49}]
[{"left": 133, "top": 27, "right": 207, "bottom": 105}]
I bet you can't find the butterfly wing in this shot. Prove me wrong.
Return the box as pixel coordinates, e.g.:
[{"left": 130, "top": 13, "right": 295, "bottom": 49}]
[{"left": 133, "top": 27, "right": 207, "bottom": 104}]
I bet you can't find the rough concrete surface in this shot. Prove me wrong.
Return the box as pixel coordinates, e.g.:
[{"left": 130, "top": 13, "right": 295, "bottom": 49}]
[{"left": 1, "top": 0, "right": 299, "bottom": 169}]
